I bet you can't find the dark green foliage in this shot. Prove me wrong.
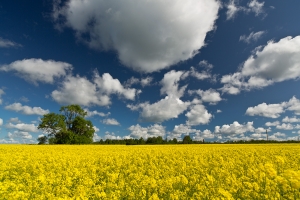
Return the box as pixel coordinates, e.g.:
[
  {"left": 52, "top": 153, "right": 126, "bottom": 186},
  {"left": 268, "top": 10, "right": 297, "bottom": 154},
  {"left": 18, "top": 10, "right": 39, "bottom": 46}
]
[
  {"left": 146, "top": 136, "right": 164, "bottom": 144},
  {"left": 182, "top": 135, "right": 192, "bottom": 144},
  {"left": 37, "top": 136, "right": 48, "bottom": 144},
  {"left": 171, "top": 138, "right": 178, "bottom": 144},
  {"left": 38, "top": 105, "right": 94, "bottom": 144},
  {"left": 37, "top": 113, "right": 65, "bottom": 136}
]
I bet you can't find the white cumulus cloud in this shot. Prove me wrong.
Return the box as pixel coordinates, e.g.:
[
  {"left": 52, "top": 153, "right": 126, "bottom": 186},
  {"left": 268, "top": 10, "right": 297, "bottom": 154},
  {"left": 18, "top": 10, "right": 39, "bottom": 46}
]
[
  {"left": 215, "top": 121, "right": 255, "bottom": 135},
  {"left": 84, "top": 109, "right": 110, "bottom": 118},
  {"left": 102, "top": 118, "right": 120, "bottom": 126},
  {"left": 160, "top": 70, "right": 187, "bottom": 98},
  {"left": 172, "top": 124, "right": 200, "bottom": 135},
  {"left": 186, "top": 104, "right": 212, "bottom": 126},
  {"left": 248, "top": 0, "right": 265, "bottom": 16},
  {"left": 189, "top": 89, "right": 222, "bottom": 104},
  {"left": 130, "top": 96, "right": 190, "bottom": 123},
  {"left": 52, "top": 72, "right": 138, "bottom": 107},
  {"left": 276, "top": 123, "right": 294, "bottom": 130},
  {"left": 246, "top": 102, "right": 286, "bottom": 118},
  {"left": 0, "top": 118, "right": 3, "bottom": 126},
  {"left": 125, "top": 76, "right": 153, "bottom": 87},
  {"left": 6, "top": 122, "right": 38, "bottom": 132},
  {"left": 5, "top": 103, "right": 49, "bottom": 115},
  {"left": 8, "top": 131, "right": 33, "bottom": 140},
  {"left": 265, "top": 121, "right": 280, "bottom": 126},
  {"left": 0, "top": 58, "right": 72, "bottom": 85},
  {"left": 127, "top": 70, "right": 191, "bottom": 123},
  {"left": 286, "top": 96, "right": 300, "bottom": 115},
  {"left": 282, "top": 116, "right": 300, "bottom": 123},
  {"left": 128, "top": 124, "right": 165, "bottom": 139},
  {"left": 226, "top": 0, "right": 265, "bottom": 20},
  {"left": 221, "top": 36, "right": 300, "bottom": 94},
  {"left": 52, "top": 0, "right": 220, "bottom": 73}
]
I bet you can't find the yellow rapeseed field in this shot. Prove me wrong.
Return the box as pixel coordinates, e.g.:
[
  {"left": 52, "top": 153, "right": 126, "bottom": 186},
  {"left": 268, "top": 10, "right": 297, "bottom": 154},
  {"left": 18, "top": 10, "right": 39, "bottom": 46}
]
[{"left": 0, "top": 144, "right": 300, "bottom": 199}]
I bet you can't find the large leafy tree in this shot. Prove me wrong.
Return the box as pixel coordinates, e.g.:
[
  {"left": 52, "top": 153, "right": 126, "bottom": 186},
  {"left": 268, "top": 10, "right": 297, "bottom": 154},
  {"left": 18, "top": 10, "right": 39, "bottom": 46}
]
[{"left": 38, "top": 105, "right": 94, "bottom": 144}]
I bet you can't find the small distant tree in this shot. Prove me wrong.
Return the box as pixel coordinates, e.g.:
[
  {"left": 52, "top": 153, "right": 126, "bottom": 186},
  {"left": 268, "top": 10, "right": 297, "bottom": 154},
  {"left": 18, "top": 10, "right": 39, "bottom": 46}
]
[
  {"left": 172, "top": 138, "right": 178, "bottom": 144},
  {"left": 183, "top": 135, "right": 192, "bottom": 144},
  {"left": 38, "top": 105, "right": 94, "bottom": 144},
  {"left": 37, "top": 136, "right": 47, "bottom": 144}
]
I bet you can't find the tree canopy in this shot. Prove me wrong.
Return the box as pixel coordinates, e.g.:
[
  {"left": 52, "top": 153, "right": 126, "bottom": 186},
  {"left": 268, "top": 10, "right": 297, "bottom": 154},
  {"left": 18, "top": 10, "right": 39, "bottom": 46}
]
[{"left": 38, "top": 105, "right": 94, "bottom": 144}]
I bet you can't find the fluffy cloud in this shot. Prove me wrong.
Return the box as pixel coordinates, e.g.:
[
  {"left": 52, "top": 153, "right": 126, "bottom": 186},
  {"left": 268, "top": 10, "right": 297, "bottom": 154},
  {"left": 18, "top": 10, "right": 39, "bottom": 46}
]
[
  {"left": 0, "top": 37, "right": 22, "bottom": 48},
  {"left": 0, "top": 59, "right": 72, "bottom": 85},
  {"left": 286, "top": 96, "right": 300, "bottom": 115},
  {"left": 189, "top": 89, "right": 222, "bottom": 104},
  {"left": 193, "top": 130, "right": 215, "bottom": 141},
  {"left": 94, "top": 72, "right": 138, "bottom": 100},
  {"left": 245, "top": 102, "right": 286, "bottom": 118},
  {"left": 246, "top": 97, "right": 300, "bottom": 119},
  {"left": 202, "top": 129, "right": 215, "bottom": 139},
  {"left": 199, "top": 60, "right": 214, "bottom": 69},
  {"left": 189, "top": 61, "right": 217, "bottom": 82},
  {"left": 160, "top": 70, "right": 187, "bottom": 98},
  {"left": 8, "top": 117, "right": 21, "bottom": 123},
  {"left": 221, "top": 36, "right": 300, "bottom": 94},
  {"left": 52, "top": 75, "right": 109, "bottom": 106},
  {"left": 52, "top": 0, "right": 220, "bottom": 73},
  {"left": 172, "top": 124, "right": 200, "bottom": 135},
  {"left": 168, "top": 124, "right": 214, "bottom": 141},
  {"left": 5, "top": 103, "right": 49, "bottom": 115},
  {"left": 93, "top": 126, "right": 100, "bottom": 133},
  {"left": 226, "top": 0, "right": 265, "bottom": 20},
  {"left": 242, "top": 36, "right": 300, "bottom": 81},
  {"left": 215, "top": 121, "right": 255, "bottom": 135},
  {"left": 84, "top": 109, "right": 110, "bottom": 118},
  {"left": 141, "top": 77, "right": 153, "bottom": 87},
  {"left": 129, "top": 96, "right": 190, "bottom": 123},
  {"left": 239, "top": 31, "right": 265, "bottom": 43},
  {"left": 255, "top": 127, "right": 270, "bottom": 133},
  {"left": 52, "top": 72, "right": 138, "bottom": 106},
  {"left": 0, "top": 89, "right": 4, "bottom": 104},
  {"left": 6, "top": 122, "right": 38, "bottom": 132},
  {"left": 0, "top": 118, "right": 3, "bottom": 126},
  {"left": 186, "top": 104, "right": 212, "bottom": 126},
  {"left": 127, "top": 70, "right": 191, "bottom": 123},
  {"left": 276, "top": 123, "right": 294, "bottom": 130},
  {"left": 250, "top": 132, "right": 265, "bottom": 139},
  {"left": 125, "top": 76, "right": 153, "bottom": 87},
  {"left": 102, "top": 118, "right": 120, "bottom": 126},
  {"left": 268, "top": 132, "right": 286, "bottom": 140},
  {"left": 226, "top": 0, "right": 240, "bottom": 20},
  {"left": 282, "top": 116, "right": 300, "bottom": 123},
  {"left": 128, "top": 124, "right": 165, "bottom": 139},
  {"left": 248, "top": 0, "right": 265, "bottom": 16},
  {"left": 265, "top": 121, "right": 280, "bottom": 126},
  {"left": 8, "top": 131, "right": 32, "bottom": 140},
  {"left": 189, "top": 67, "right": 212, "bottom": 81},
  {"left": 93, "top": 133, "right": 101, "bottom": 142},
  {"left": 104, "top": 131, "right": 129, "bottom": 140}
]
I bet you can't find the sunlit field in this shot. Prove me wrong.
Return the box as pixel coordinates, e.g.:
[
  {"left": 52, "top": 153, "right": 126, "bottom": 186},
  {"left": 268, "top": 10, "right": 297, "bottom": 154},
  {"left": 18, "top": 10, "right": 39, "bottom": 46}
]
[{"left": 0, "top": 144, "right": 300, "bottom": 199}]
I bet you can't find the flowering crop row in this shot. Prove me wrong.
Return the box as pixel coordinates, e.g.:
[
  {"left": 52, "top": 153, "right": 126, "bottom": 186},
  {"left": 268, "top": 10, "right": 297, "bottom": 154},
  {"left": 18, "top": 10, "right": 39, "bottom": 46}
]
[{"left": 0, "top": 144, "right": 300, "bottom": 199}]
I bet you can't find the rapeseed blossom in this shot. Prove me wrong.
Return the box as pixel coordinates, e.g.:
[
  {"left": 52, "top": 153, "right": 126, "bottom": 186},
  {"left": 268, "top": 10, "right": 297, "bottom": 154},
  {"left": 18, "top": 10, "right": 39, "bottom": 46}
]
[{"left": 0, "top": 144, "right": 299, "bottom": 199}]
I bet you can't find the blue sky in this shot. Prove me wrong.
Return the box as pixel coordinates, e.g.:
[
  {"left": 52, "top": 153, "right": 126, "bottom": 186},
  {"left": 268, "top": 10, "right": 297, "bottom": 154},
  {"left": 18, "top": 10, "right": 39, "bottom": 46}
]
[{"left": 1, "top": 0, "right": 300, "bottom": 143}]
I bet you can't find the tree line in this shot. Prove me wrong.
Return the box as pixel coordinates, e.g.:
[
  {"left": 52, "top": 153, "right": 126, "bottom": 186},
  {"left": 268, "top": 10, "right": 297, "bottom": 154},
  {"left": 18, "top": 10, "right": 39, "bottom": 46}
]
[{"left": 95, "top": 135, "right": 201, "bottom": 145}]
